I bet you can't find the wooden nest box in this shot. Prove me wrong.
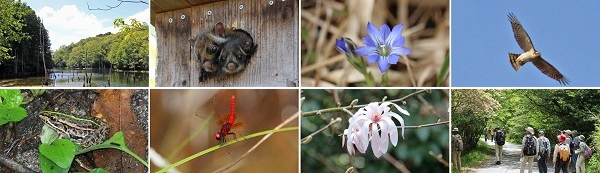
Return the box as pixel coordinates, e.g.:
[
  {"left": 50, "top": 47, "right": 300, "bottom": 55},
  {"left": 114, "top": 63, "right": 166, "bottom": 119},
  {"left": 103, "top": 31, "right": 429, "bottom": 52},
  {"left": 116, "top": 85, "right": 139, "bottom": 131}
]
[{"left": 152, "top": 0, "right": 299, "bottom": 87}]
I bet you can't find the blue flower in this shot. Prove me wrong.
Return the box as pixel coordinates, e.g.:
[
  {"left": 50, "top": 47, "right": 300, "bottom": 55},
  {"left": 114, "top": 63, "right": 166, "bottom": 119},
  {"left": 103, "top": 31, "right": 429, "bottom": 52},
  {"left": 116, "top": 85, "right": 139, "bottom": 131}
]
[{"left": 354, "top": 22, "right": 412, "bottom": 73}]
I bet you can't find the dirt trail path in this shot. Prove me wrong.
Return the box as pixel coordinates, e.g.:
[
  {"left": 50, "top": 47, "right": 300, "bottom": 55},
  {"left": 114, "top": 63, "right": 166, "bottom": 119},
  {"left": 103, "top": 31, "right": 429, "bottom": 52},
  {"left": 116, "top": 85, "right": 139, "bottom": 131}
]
[{"left": 468, "top": 140, "right": 558, "bottom": 173}]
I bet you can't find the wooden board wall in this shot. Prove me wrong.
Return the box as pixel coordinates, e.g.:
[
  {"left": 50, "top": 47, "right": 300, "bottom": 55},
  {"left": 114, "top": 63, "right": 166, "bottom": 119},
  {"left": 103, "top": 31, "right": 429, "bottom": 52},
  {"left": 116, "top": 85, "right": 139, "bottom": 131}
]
[{"left": 155, "top": 0, "right": 298, "bottom": 87}]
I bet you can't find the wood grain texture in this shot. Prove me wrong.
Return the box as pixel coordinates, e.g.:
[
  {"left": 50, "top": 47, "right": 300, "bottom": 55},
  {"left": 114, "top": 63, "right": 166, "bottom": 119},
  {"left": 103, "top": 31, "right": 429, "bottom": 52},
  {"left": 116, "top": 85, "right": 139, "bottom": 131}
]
[{"left": 155, "top": 0, "right": 299, "bottom": 87}]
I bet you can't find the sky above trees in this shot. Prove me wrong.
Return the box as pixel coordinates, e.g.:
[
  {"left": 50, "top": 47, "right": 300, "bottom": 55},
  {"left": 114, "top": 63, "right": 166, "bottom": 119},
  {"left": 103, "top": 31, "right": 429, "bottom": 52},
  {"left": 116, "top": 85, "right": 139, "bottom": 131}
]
[{"left": 21, "top": 0, "right": 149, "bottom": 50}]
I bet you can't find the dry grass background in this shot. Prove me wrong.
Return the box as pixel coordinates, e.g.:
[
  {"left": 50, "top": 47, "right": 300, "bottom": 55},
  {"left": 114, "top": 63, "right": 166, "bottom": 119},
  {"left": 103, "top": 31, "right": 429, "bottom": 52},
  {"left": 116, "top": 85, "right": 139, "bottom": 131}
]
[{"left": 301, "top": 0, "right": 449, "bottom": 87}]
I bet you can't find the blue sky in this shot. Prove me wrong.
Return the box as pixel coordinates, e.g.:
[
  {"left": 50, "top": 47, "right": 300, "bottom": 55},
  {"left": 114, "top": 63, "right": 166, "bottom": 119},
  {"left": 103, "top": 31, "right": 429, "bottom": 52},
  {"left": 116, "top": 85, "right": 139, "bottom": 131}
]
[
  {"left": 452, "top": 1, "right": 600, "bottom": 87},
  {"left": 21, "top": 0, "right": 149, "bottom": 50}
]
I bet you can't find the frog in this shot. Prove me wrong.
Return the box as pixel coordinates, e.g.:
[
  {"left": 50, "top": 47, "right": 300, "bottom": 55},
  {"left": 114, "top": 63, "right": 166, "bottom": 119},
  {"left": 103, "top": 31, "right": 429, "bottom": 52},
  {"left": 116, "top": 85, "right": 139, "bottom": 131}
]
[{"left": 38, "top": 111, "right": 109, "bottom": 149}]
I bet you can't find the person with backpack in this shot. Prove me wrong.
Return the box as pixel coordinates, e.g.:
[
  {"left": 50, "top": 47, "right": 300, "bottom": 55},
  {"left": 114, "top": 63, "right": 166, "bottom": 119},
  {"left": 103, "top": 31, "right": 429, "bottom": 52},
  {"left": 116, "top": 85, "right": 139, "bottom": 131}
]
[
  {"left": 571, "top": 131, "right": 580, "bottom": 169},
  {"left": 495, "top": 128, "right": 505, "bottom": 164},
  {"left": 574, "top": 135, "right": 588, "bottom": 173},
  {"left": 537, "top": 131, "right": 550, "bottom": 173},
  {"left": 451, "top": 128, "right": 463, "bottom": 172},
  {"left": 554, "top": 134, "right": 570, "bottom": 173},
  {"left": 521, "top": 127, "right": 538, "bottom": 173}
]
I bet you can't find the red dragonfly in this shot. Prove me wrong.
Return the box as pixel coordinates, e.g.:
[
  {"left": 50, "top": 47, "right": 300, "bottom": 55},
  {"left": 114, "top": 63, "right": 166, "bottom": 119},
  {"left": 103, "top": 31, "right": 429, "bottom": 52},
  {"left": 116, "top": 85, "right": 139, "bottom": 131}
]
[{"left": 214, "top": 95, "right": 244, "bottom": 144}]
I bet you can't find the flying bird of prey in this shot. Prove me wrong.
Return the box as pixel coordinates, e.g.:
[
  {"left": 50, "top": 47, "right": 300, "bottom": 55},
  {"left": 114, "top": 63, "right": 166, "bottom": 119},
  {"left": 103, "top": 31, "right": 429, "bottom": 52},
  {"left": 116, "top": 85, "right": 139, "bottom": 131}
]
[{"left": 507, "top": 12, "right": 569, "bottom": 85}]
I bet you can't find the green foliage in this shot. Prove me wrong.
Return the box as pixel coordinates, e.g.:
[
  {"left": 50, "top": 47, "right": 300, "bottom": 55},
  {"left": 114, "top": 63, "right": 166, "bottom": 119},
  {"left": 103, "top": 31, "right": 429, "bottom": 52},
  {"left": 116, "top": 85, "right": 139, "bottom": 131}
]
[
  {"left": 52, "top": 18, "right": 149, "bottom": 71},
  {"left": 0, "top": 89, "right": 27, "bottom": 126},
  {"left": 0, "top": 1, "right": 51, "bottom": 76},
  {"left": 38, "top": 139, "right": 78, "bottom": 169},
  {"left": 0, "top": 1, "right": 27, "bottom": 62},
  {"left": 38, "top": 128, "right": 149, "bottom": 172},
  {"left": 301, "top": 90, "right": 449, "bottom": 172},
  {"left": 451, "top": 90, "right": 499, "bottom": 151},
  {"left": 452, "top": 141, "right": 494, "bottom": 173}
]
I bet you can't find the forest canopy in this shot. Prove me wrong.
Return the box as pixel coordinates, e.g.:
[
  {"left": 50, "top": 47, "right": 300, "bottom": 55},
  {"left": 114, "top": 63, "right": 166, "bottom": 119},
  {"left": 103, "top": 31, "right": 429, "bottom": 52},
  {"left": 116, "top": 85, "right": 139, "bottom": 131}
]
[
  {"left": 0, "top": 1, "right": 52, "bottom": 77},
  {"left": 52, "top": 18, "right": 149, "bottom": 71}
]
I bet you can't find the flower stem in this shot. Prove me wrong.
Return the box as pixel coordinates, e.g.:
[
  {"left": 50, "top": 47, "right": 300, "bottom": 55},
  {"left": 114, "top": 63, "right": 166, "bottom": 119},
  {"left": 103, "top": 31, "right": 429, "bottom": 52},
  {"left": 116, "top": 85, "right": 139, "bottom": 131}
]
[
  {"left": 302, "top": 89, "right": 429, "bottom": 117},
  {"left": 155, "top": 127, "right": 298, "bottom": 173}
]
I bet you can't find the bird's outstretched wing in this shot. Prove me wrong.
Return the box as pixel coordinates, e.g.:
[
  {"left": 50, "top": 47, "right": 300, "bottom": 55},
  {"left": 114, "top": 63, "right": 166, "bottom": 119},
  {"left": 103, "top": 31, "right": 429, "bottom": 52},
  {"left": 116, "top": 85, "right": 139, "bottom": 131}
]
[
  {"left": 508, "top": 13, "right": 535, "bottom": 52},
  {"left": 532, "top": 57, "right": 569, "bottom": 85}
]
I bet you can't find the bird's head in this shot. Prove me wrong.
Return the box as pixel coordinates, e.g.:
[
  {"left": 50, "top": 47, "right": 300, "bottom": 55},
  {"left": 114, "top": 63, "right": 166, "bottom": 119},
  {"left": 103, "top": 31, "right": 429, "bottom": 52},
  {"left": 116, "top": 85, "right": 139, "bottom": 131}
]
[{"left": 534, "top": 51, "right": 541, "bottom": 56}]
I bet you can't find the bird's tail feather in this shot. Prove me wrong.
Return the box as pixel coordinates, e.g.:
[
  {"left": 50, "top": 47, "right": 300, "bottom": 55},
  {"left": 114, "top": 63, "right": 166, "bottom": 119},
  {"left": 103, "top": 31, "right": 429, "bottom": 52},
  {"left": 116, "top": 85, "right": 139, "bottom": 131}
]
[{"left": 508, "top": 53, "right": 522, "bottom": 71}]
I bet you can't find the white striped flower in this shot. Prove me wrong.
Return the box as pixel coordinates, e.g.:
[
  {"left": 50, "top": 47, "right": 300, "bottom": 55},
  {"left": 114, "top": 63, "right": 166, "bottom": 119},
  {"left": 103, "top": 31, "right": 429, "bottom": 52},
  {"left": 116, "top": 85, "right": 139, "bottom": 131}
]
[{"left": 343, "top": 102, "right": 410, "bottom": 158}]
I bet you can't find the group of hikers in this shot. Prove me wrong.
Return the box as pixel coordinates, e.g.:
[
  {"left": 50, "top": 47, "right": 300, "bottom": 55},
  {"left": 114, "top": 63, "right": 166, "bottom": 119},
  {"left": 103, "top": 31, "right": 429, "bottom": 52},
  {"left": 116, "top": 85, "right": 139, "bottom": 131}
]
[{"left": 452, "top": 127, "right": 592, "bottom": 173}]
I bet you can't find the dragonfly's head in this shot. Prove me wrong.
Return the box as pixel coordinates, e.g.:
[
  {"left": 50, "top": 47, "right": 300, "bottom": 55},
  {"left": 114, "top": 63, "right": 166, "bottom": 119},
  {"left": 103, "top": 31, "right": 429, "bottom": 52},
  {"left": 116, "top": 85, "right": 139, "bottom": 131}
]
[{"left": 215, "top": 132, "right": 223, "bottom": 141}]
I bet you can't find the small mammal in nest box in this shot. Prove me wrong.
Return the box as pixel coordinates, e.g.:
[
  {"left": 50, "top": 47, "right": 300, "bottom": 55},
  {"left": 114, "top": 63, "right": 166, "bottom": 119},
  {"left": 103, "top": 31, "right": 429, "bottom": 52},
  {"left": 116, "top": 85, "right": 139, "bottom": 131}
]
[
  {"left": 189, "top": 22, "right": 257, "bottom": 82},
  {"left": 189, "top": 22, "right": 227, "bottom": 81}
]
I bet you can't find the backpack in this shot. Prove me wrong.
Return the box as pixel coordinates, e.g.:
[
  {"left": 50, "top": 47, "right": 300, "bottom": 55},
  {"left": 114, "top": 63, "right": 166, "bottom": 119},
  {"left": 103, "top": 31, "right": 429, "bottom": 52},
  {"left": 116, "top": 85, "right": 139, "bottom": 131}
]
[
  {"left": 558, "top": 144, "right": 570, "bottom": 162},
  {"left": 584, "top": 143, "right": 593, "bottom": 159},
  {"left": 496, "top": 132, "right": 505, "bottom": 146},
  {"left": 452, "top": 135, "right": 464, "bottom": 151},
  {"left": 523, "top": 136, "right": 536, "bottom": 156}
]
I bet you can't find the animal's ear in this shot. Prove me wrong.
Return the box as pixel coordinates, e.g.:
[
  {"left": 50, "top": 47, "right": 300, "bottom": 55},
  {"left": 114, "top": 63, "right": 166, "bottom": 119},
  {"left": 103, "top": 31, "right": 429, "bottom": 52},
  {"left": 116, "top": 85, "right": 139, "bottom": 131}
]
[
  {"left": 213, "top": 22, "right": 225, "bottom": 37},
  {"left": 243, "top": 41, "right": 257, "bottom": 53}
]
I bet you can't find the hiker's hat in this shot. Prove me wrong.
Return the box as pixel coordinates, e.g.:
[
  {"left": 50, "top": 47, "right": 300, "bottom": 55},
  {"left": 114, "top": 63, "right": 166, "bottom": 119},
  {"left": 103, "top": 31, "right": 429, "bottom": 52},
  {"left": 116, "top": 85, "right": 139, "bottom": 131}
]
[
  {"left": 565, "top": 130, "right": 572, "bottom": 135},
  {"left": 558, "top": 134, "right": 566, "bottom": 143},
  {"left": 579, "top": 135, "right": 585, "bottom": 141},
  {"left": 452, "top": 128, "right": 459, "bottom": 132},
  {"left": 526, "top": 127, "right": 534, "bottom": 134}
]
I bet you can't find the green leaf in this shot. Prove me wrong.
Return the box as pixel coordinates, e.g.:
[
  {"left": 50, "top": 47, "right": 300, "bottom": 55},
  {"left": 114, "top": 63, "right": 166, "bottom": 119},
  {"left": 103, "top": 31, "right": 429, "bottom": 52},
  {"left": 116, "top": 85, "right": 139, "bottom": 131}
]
[
  {"left": 39, "top": 154, "right": 69, "bottom": 173},
  {"left": 0, "top": 89, "right": 23, "bottom": 109},
  {"left": 40, "top": 125, "right": 59, "bottom": 144},
  {"left": 0, "top": 107, "right": 27, "bottom": 126},
  {"left": 90, "top": 168, "right": 110, "bottom": 173},
  {"left": 76, "top": 132, "right": 148, "bottom": 167},
  {"left": 436, "top": 54, "right": 449, "bottom": 87},
  {"left": 38, "top": 139, "right": 77, "bottom": 169}
]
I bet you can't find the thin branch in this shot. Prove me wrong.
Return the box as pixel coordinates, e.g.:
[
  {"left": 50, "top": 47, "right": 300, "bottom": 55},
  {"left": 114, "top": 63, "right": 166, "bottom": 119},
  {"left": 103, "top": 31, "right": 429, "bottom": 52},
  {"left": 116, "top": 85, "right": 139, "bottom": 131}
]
[
  {"left": 212, "top": 112, "right": 300, "bottom": 173},
  {"left": 302, "top": 89, "right": 429, "bottom": 117},
  {"left": 399, "top": 121, "right": 449, "bottom": 129},
  {"left": 301, "top": 117, "right": 342, "bottom": 144},
  {"left": 383, "top": 153, "right": 410, "bottom": 173},
  {"left": 88, "top": 0, "right": 148, "bottom": 11},
  {"left": 428, "top": 151, "right": 449, "bottom": 167}
]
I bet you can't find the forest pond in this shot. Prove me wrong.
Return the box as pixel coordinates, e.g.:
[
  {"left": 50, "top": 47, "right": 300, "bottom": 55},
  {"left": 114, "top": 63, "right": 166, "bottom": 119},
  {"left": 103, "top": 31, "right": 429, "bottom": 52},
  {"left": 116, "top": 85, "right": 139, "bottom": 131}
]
[{"left": 0, "top": 68, "right": 148, "bottom": 87}]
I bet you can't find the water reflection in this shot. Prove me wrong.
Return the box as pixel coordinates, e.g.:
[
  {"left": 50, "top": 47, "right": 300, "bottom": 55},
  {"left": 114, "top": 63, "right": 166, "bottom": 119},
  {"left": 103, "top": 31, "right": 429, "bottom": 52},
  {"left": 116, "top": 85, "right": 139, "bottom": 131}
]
[{"left": 0, "top": 68, "right": 148, "bottom": 87}]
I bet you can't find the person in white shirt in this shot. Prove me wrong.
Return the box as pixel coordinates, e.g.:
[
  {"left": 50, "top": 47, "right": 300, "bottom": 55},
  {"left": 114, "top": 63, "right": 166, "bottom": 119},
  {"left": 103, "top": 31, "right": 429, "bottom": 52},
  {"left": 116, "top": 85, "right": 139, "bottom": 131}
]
[{"left": 537, "top": 131, "right": 550, "bottom": 173}]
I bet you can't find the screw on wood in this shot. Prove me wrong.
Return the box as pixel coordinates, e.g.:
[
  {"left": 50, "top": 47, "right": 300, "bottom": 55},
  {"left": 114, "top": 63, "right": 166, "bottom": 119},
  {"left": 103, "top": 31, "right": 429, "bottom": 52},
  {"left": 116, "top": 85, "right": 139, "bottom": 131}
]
[
  {"left": 239, "top": 4, "right": 243, "bottom": 9},
  {"left": 207, "top": 11, "right": 212, "bottom": 16},
  {"left": 269, "top": 0, "right": 274, "bottom": 5},
  {"left": 180, "top": 15, "right": 185, "bottom": 20},
  {"left": 168, "top": 18, "right": 173, "bottom": 23}
]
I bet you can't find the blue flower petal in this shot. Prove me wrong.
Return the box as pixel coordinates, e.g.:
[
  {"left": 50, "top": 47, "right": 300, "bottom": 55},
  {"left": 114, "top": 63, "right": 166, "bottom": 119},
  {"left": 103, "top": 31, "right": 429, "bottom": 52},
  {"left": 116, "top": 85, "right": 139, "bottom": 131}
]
[
  {"left": 363, "top": 36, "right": 376, "bottom": 47},
  {"left": 378, "top": 57, "right": 390, "bottom": 72},
  {"left": 387, "top": 54, "right": 399, "bottom": 64},
  {"left": 367, "top": 22, "right": 384, "bottom": 45},
  {"left": 391, "top": 47, "right": 412, "bottom": 56},
  {"left": 354, "top": 46, "right": 378, "bottom": 56},
  {"left": 367, "top": 55, "right": 379, "bottom": 63},
  {"left": 386, "top": 24, "right": 404, "bottom": 46},
  {"left": 380, "top": 24, "right": 391, "bottom": 40},
  {"left": 335, "top": 38, "right": 348, "bottom": 53}
]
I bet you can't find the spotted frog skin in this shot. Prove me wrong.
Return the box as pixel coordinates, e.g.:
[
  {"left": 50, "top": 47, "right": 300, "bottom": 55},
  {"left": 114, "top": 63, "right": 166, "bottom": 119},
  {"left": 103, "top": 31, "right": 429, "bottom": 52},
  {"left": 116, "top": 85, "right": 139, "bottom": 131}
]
[{"left": 39, "top": 111, "right": 109, "bottom": 148}]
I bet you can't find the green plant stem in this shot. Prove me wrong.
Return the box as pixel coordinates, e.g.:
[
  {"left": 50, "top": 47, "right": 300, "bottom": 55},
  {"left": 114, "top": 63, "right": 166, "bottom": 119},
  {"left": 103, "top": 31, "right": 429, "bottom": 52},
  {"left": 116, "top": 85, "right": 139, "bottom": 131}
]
[
  {"left": 156, "top": 127, "right": 298, "bottom": 173},
  {"left": 302, "top": 89, "right": 429, "bottom": 117},
  {"left": 76, "top": 143, "right": 148, "bottom": 167},
  {"left": 167, "top": 114, "right": 214, "bottom": 160}
]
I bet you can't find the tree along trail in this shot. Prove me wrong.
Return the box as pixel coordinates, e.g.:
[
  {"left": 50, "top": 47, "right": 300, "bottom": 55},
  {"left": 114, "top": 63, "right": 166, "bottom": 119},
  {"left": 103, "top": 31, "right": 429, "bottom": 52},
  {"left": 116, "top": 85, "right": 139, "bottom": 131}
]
[{"left": 468, "top": 139, "right": 563, "bottom": 173}]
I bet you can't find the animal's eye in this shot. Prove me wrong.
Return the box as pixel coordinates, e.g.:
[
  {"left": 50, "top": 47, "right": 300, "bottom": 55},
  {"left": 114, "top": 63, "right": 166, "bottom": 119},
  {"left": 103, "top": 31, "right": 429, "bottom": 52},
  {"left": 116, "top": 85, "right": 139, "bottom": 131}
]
[
  {"left": 210, "top": 45, "right": 218, "bottom": 54},
  {"left": 237, "top": 56, "right": 243, "bottom": 60}
]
